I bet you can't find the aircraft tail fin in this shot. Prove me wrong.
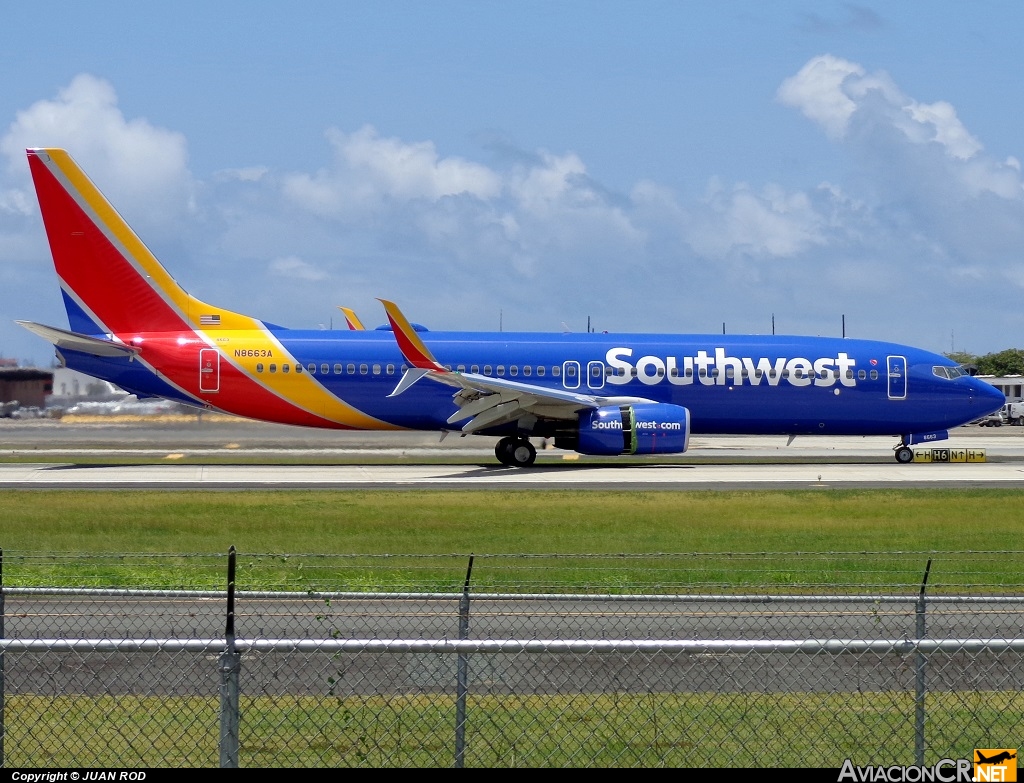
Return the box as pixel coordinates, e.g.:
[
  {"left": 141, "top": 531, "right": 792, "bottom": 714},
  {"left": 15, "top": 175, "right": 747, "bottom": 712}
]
[
  {"left": 338, "top": 307, "right": 366, "bottom": 331},
  {"left": 26, "top": 148, "right": 252, "bottom": 337}
]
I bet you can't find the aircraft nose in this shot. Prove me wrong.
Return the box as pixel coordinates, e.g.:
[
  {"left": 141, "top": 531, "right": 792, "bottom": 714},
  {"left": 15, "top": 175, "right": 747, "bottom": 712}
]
[{"left": 972, "top": 377, "right": 1005, "bottom": 414}]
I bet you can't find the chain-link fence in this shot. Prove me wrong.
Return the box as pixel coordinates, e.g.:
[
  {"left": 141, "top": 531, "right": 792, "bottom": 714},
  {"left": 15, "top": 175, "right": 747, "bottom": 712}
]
[{"left": 0, "top": 550, "right": 1021, "bottom": 767}]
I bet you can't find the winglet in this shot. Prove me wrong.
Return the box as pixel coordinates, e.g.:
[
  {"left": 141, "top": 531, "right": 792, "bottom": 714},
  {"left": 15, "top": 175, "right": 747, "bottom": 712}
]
[
  {"left": 377, "top": 299, "right": 443, "bottom": 371},
  {"left": 337, "top": 306, "right": 365, "bottom": 331}
]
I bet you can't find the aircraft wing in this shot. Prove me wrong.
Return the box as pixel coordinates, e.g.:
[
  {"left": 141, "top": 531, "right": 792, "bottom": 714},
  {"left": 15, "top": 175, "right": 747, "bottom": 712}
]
[{"left": 377, "top": 300, "right": 653, "bottom": 433}]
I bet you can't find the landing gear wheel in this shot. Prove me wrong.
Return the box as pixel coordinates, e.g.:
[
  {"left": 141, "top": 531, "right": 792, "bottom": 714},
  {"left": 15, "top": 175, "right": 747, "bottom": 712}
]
[
  {"left": 495, "top": 437, "right": 515, "bottom": 466},
  {"left": 495, "top": 437, "right": 536, "bottom": 467},
  {"left": 895, "top": 446, "right": 914, "bottom": 464},
  {"left": 508, "top": 439, "right": 537, "bottom": 467}
]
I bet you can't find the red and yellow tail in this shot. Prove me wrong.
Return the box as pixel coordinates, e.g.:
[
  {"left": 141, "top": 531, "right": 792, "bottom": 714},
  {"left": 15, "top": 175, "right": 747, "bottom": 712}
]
[{"left": 27, "top": 148, "right": 251, "bottom": 336}]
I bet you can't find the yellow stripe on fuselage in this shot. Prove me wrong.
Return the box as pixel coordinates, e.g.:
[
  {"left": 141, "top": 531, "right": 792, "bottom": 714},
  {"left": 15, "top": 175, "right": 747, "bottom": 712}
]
[{"left": 204, "top": 329, "right": 401, "bottom": 430}]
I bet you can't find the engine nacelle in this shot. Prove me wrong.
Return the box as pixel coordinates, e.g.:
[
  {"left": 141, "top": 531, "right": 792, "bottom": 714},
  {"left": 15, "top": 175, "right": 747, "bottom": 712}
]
[{"left": 570, "top": 403, "right": 690, "bottom": 456}]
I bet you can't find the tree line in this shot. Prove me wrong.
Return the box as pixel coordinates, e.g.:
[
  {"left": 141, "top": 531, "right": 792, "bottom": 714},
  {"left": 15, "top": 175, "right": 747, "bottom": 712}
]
[{"left": 945, "top": 349, "right": 1024, "bottom": 376}]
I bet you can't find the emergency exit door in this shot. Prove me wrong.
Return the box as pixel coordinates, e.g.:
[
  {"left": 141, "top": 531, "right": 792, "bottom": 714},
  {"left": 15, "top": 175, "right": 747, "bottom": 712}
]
[{"left": 199, "top": 349, "right": 220, "bottom": 393}]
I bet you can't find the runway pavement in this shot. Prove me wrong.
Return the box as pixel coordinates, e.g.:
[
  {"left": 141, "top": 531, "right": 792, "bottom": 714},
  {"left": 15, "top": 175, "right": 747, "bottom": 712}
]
[{"left": 4, "top": 418, "right": 1024, "bottom": 488}]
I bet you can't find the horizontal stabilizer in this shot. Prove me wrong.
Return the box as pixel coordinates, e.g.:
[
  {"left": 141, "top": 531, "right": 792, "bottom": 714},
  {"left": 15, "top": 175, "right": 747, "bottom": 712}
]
[{"left": 16, "top": 321, "right": 139, "bottom": 358}]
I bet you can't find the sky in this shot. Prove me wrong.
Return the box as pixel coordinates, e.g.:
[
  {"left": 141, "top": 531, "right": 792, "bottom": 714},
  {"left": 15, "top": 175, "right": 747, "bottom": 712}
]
[{"left": 3, "top": 1, "right": 1024, "bottom": 365}]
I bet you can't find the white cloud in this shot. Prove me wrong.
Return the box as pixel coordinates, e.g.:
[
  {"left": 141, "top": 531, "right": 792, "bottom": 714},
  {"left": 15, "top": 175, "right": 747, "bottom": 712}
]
[
  {"left": 0, "top": 74, "right": 193, "bottom": 235},
  {"left": 283, "top": 125, "right": 501, "bottom": 217},
  {"left": 777, "top": 55, "right": 864, "bottom": 140},
  {"left": 778, "top": 55, "right": 983, "bottom": 162},
  {"left": 684, "top": 180, "right": 826, "bottom": 260},
  {"left": 269, "top": 255, "right": 328, "bottom": 282}
]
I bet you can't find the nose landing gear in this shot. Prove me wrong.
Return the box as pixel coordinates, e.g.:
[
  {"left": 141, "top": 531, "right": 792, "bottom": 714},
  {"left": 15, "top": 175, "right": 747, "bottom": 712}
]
[
  {"left": 495, "top": 437, "right": 537, "bottom": 467},
  {"left": 894, "top": 444, "right": 914, "bottom": 464}
]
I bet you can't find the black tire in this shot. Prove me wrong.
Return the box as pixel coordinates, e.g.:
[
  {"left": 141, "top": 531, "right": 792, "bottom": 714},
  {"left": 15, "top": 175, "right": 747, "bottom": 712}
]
[
  {"left": 495, "top": 437, "right": 515, "bottom": 466},
  {"left": 895, "top": 446, "right": 914, "bottom": 464}
]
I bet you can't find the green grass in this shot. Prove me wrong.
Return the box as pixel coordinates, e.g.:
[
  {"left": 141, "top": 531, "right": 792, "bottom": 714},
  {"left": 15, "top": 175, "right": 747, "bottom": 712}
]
[
  {"left": 7, "top": 690, "right": 1020, "bottom": 767},
  {"left": 0, "top": 489, "right": 1021, "bottom": 591}
]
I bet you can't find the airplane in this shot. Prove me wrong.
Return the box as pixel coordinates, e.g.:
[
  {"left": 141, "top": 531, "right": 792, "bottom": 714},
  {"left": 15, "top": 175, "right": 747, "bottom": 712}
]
[
  {"left": 17, "top": 148, "right": 1005, "bottom": 467},
  {"left": 976, "top": 751, "right": 1016, "bottom": 765}
]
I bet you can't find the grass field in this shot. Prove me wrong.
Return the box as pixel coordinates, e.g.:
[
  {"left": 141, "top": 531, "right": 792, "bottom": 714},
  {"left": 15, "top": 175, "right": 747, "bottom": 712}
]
[
  {"left": 0, "top": 488, "right": 1020, "bottom": 590},
  {"left": 7, "top": 690, "right": 1020, "bottom": 767}
]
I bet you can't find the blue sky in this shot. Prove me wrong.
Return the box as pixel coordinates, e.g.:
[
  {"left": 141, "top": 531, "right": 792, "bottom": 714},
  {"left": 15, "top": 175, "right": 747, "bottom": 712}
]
[{"left": 3, "top": 1, "right": 1024, "bottom": 365}]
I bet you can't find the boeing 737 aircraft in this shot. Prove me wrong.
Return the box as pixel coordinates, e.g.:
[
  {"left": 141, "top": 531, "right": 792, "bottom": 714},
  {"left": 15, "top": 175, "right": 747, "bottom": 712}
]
[{"left": 17, "top": 148, "right": 1004, "bottom": 466}]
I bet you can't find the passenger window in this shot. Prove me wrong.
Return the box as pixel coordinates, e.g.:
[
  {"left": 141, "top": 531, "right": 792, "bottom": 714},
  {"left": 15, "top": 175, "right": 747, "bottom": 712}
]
[
  {"left": 269, "top": 364, "right": 277, "bottom": 373},
  {"left": 295, "top": 364, "right": 302, "bottom": 374},
  {"left": 282, "top": 364, "right": 290, "bottom": 373},
  {"left": 523, "top": 366, "right": 532, "bottom": 377},
  {"left": 631, "top": 368, "right": 638, "bottom": 377},
  {"left": 471, "top": 365, "right": 480, "bottom": 374},
  {"left": 321, "top": 364, "right": 330, "bottom": 375},
  {"left": 566, "top": 365, "right": 577, "bottom": 377},
  {"left": 372, "top": 364, "right": 381, "bottom": 375},
  {"left": 510, "top": 366, "right": 518, "bottom": 376},
  {"left": 256, "top": 363, "right": 264, "bottom": 373},
  {"left": 457, "top": 365, "right": 466, "bottom": 373},
  {"left": 345, "top": 364, "right": 354, "bottom": 375},
  {"left": 497, "top": 365, "right": 505, "bottom": 376},
  {"left": 537, "top": 366, "right": 545, "bottom": 377},
  {"left": 870, "top": 370, "right": 879, "bottom": 380},
  {"left": 858, "top": 370, "right": 866, "bottom": 380},
  {"left": 552, "top": 366, "right": 561, "bottom": 377},
  {"left": 307, "top": 363, "right": 316, "bottom": 374},
  {"left": 387, "top": 364, "right": 395, "bottom": 375},
  {"left": 359, "top": 364, "right": 368, "bottom": 375},
  {"left": 483, "top": 365, "right": 492, "bottom": 376}
]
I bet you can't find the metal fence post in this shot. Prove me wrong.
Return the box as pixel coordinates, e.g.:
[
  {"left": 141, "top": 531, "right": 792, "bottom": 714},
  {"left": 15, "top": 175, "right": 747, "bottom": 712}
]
[
  {"left": 0, "top": 547, "right": 5, "bottom": 769},
  {"left": 219, "top": 546, "right": 241, "bottom": 768},
  {"left": 455, "top": 554, "right": 474, "bottom": 768},
  {"left": 914, "top": 558, "right": 932, "bottom": 767}
]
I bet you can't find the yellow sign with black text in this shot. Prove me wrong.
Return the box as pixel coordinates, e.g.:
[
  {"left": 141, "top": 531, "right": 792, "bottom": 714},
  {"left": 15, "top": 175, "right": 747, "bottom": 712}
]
[{"left": 913, "top": 448, "right": 987, "bottom": 463}]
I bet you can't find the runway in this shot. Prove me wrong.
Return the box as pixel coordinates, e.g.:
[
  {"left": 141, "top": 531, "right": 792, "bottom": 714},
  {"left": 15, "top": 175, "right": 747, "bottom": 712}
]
[
  {"left": 4, "top": 419, "right": 1024, "bottom": 488},
  {"left": 4, "top": 458, "right": 1024, "bottom": 488}
]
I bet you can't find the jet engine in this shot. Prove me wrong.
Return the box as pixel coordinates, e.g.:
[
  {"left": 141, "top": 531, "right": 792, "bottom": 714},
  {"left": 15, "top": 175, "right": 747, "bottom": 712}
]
[{"left": 556, "top": 403, "right": 691, "bottom": 456}]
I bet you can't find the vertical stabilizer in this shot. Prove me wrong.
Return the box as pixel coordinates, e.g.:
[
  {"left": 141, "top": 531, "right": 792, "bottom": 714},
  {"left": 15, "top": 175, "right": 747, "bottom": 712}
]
[{"left": 26, "top": 148, "right": 249, "bottom": 336}]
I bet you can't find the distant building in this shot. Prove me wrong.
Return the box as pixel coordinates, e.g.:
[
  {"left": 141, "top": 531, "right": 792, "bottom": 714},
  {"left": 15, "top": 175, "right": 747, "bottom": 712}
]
[
  {"left": 0, "top": 367, "right": 54, "bottom": 409},
  {"left": 976, "top": 375, "right": 1020, "bottom": 402},
  {"left": 50, "top": 367, "right": 127, "bottom": 404}
]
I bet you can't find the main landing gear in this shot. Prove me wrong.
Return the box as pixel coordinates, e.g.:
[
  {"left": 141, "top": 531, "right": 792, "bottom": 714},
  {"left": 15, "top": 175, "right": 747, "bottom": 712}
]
[{"left": 495, "top": 436, "right": 537, "bottom": 467}]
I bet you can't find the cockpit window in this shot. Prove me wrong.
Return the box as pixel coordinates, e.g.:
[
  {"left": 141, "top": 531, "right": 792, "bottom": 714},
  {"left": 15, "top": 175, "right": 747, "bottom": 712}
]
[{"left": 933, "top": 365, "right": 967, "bottom": 380}]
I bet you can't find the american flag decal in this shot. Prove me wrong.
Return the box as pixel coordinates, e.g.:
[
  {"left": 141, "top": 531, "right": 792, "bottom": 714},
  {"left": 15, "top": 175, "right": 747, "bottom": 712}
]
[{"left": 200, "top": 314, "right": 221, "bottom": 326}]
